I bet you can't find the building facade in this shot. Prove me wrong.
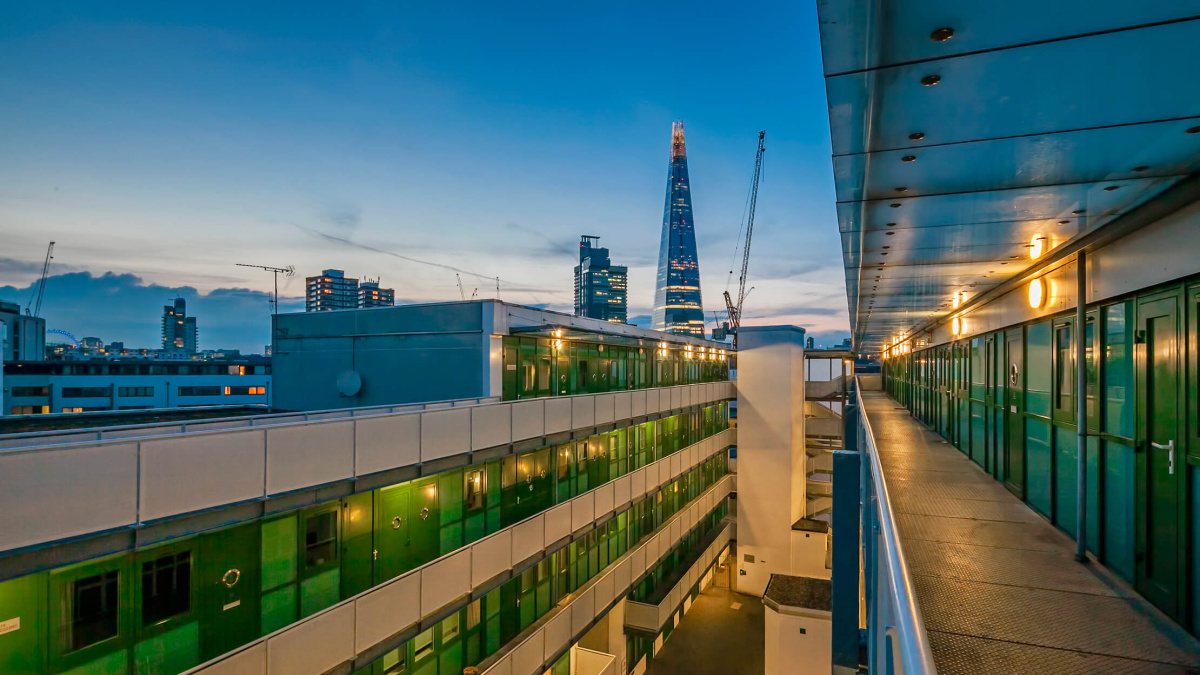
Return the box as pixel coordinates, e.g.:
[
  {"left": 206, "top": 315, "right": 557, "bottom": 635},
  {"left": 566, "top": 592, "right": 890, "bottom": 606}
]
[
  {"left": 574, "top": 235, "right": 628, "bottom": 323},
  {"left": 0, "top": 300, "right": 45, "bottom": 363},
  {"left": 652, "top": 122, "right": 705, "bottom": 336},
  {"left": 161, "top": 298, "right": 198, "bottom": 353},
  {"left": 305, "top": 269, "right": 360, "bottom": 312},
  {"left": 358, "top": 280, "right": 395, "bottom": 308}
]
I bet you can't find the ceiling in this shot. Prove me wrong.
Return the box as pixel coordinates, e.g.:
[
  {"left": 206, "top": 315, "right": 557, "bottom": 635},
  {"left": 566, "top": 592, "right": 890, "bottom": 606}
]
[{"left": 816, "top": 1, "right": 1200, "bottom": 355}]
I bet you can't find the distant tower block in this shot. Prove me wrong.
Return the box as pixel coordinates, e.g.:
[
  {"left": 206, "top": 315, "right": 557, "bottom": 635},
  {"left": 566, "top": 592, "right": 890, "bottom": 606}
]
[{"left": 652, "top": 122, "right": 705, "bottom": 336}]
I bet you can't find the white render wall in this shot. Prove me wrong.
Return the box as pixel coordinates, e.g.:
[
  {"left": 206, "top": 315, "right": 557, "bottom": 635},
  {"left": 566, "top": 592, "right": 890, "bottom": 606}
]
[
  {"left": 764, "top": 605, "right": 832, "bottom": 675},
  {"left": 735, "top": 326, "right": 807, "bottom": 596}
]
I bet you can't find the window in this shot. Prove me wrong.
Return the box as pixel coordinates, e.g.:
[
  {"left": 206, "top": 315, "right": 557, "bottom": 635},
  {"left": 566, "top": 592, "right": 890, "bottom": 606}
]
[
  {"left": 304, "top": 511, "right": 337, "bottom": 569},
  {"left": 118, "top": 386, "right": 154, "bottom": 397},
  {"left": 70, "top": 570, "right": 119, "bottom": 651},
  {"left": 11, "top": 405, "right": 49, "bottom": 415},
  {"left": 1055, "top": 324, "right": 1074, "bottom": 412},
  {"left": 178, "top": 386, "right": 221, "bottom": 397},
  {"left": 142, "top": 552, "right": 191, "bottom": 625},
  {"left": 466, "top": 599, "right": 481, "bottom": 629},
  {"left": 465, "top": 469, "right": 485, "bottom": 511},
  {"left": 224, "top": 385, "right": 266, "bottom": 396},
  {"left": 440, "top": 613, "right": 460, "bottom": 642},
  {"left": 61, "top": 387, "right": 110, "bottom": 398},
  {"left": 413, "top": 627, "right": 435, "bottom": 661},
  {"left": 11, "top": 386, "right": 49, "bottom": 397}
]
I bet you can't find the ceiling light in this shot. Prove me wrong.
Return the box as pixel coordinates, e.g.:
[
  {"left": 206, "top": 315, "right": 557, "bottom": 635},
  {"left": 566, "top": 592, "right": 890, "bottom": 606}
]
[
  {"left": 921, "top": 75, "right": 941, "bottom": 86},
  {"left": 1028, "top": 278, "right": 1047, "bottom": 309},
  {"left": 1186, "top": 126, "right": 1200, "bottom": 134},
  {"left": 902, "top": 155, "right": 916, "bottom": 163},
  {"left": 930, "top": 27, "right": 954, "bottom": 42},
  {"left": 1029, "top": 235, "right": 1046, "bottom": 260},
  {"left": 1058, "top": 220, "right": 1069, "bottom": 224},
  {"left": 886, "top": 231, "right": 895, "bottom": 235},
  {"left": 1104, "top": 185, "right": 1119, "bottom": 192},
  {"left": 1132, "top": 166, "right": 1149, "bottom": 172},
  {"left": 1072, "top": 209, "right": 1086, "bottom": 215},
  {"left": 895, "top": 187, "right": 908, "bottom": 192},
  {"left": 909, "top": 132, "right": 925, "bottom": 141},
  {"left": 890, "top": 203, "right": 901, "bottom": 208}
]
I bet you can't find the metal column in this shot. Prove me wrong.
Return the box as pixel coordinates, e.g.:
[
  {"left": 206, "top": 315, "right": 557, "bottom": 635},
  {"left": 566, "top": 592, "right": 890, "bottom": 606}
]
[
  {"left": 832, "top": 398, "right": 861, "bottom": 671},
  {"left": 1075, "top": 250, "right": 1088, "bottom": 562}
]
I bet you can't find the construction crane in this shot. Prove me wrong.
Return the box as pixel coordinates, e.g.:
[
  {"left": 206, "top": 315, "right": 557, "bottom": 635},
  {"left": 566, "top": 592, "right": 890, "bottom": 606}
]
[
  {"left": 236, "top": 263, "right": 295, "bottom": 318},
  {"left": 723, "top": 131, "right": 766, "bottom": 345},
  {"left": 456, "top": 274, "right": 466, "bottom": 301},
  {"left": 25, "top": 242, "right": 55, "bottom": 317}
]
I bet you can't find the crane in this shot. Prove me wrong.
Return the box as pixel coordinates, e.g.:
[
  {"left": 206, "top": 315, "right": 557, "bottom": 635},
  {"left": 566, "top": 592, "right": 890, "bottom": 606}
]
[
  {"left": 723, "top": 131, "right": 766, "bottom": 345},
  {"left": 236, "top": 263, "right": 295, "bottom": 318},
  {"left": 25, "top": 241, "right": 55, "bottom": 317},
  {"left": 456, "top": 274, "right": 466, "bottom": 301}
]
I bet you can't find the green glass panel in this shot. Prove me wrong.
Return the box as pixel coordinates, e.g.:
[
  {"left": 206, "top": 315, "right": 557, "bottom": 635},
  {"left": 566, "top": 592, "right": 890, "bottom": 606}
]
[
  {"left": 260, "top": 516, "right": 297, "bottom": 591},
  {"left": 1103, "top": 440, "right": 1136, "bottom": 581},
  {"left": 1103, "top": 302, "right": 1133, "bottom": 438},
  {"left": 0, "top": 573, "right": 46, "bottom": 675},
  {"left": 300, "top": 568, "right": 340, "bottom": 618},
  {"left": 1025, "top": 419, "right": 1053, "bottom": 517},
  {"left": 260, "top": 586, "right": 296, "bottom": 635},
  {"left": 59, "top": 649, "right": 128, "bottom": 675},
  {"left": 1054, "top": 425, "right": 1076, "bottom": 531},
  {"left": 1026, "top": 322, "right": 1053, "bottom": 418},
  {"left": 133, "top": 621, "right": 199, "bottom": 675}
]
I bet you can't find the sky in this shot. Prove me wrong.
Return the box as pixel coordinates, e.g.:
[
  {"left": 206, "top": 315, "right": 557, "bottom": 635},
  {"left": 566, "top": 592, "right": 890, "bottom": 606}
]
[{"left": 0, "top": 1, "right": 848, "bottom": 353}]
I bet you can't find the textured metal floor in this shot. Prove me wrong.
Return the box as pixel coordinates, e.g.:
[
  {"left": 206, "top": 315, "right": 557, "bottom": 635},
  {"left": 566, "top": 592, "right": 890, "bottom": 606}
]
[{"left": 862, "top": 392, "right": 1200, "bottom": 675}]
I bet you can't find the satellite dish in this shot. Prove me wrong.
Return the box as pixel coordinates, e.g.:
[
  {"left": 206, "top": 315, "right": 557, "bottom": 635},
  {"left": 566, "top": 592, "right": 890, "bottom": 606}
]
[{"left": 336, "top": 370, "right": 363, "bottom": 398}]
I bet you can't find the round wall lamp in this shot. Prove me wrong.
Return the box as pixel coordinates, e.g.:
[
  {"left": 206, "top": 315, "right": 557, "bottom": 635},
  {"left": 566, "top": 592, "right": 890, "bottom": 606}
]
[
  {"left": 1028, "top": 278, "right": 1047, "bottom": 309},
  {"left": 951, "top": 317, "right": 963, "bottom": 335},
  {"left": 1029, "top": 235, "right": 1046, "bottom": 260}
]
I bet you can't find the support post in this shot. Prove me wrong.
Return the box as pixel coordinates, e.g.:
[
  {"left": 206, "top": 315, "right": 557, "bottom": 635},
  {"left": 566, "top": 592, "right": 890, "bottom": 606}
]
[
  {"left": 1075, "top": 250, "right": 1088, "bottom": 562},
  {"left": 832, "top": 399, "right": 861, "bottom": 671}
]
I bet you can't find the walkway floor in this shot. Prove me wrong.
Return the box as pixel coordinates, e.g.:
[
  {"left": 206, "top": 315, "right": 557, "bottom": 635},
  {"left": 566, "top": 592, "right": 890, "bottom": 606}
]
[
  {"left": 644, "top": 568, "right": 764, "bottom": 675},
  {"left": 862, "top": 392, "right": 1200, "bottom": 674}
]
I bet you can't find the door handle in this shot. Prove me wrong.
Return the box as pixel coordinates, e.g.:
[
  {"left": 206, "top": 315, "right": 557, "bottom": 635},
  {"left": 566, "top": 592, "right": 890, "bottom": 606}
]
[{"left": 1151, "top": 440, "right": 1175, "bottom": 475}]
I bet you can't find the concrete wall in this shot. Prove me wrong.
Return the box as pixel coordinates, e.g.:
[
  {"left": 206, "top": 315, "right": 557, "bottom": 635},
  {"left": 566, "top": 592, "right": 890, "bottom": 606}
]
[
  {"left": 790, "top": 531, "right": 832, "bottom": 580},
  {"left": 764, "top": 606, "right": 831, "bottom": 675},
  {"left": 735, "top": 326, "right": 807, "bottom": 596}
]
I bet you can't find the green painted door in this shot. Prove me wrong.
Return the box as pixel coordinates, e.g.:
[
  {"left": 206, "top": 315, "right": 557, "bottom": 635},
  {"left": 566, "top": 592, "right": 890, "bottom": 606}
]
[
  {"left": 1136, "top": 295, "right": 1183, "bottom": 619},
  {"left": 341, "top": 492, "right": 375, "bottom": 597},
  {"left": 410, "top": 478, "right": 441, "bottom": 568},
  {"left": 1005, "top": 329, "right": 1025, "bottom": 497},
  {"left": 0, "top": 573, "right": 46, "bottom": 674},
  {"left": 377, "top": 484, "right": 411, "bottom": 583},
  {"left": 198, "top": 523, "right": 261, "bottom": 662}
]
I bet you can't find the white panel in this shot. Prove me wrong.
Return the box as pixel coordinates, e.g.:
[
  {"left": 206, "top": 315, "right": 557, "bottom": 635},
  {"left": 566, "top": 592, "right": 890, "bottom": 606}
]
[
  {"left": 670, "top": 387, "right": 682, "bottom": 411},
  {"left": 201, "top": 641, "right": 266, "bottom": 675},
  {"left": 572, "top": 587, "right": 595, "bottom": 635},
  {"left": 689, "top": 445, "right": 699, "bottom": 468},
  {"left": 471, "top": 403, "right": 512, "bottom": 451},
  {"left": 545, "top": 503, "right": 572, "bottom": 543},
  {"left": 355, "top": 413, "right": 421, "bottom": 476},
  {"left": 512, "top": 632, "right": 545, "bottom": 675},
  {"left": 266, "top": 421, "right": 354, "bottom": 495},
  {"left": 632, "top": 546, "right": 647, "bottom": 576},
  {"left": 593, "top": 482, "right": 614, "bottom": 518},
  {"left": 545, "top": 398, "right": 572, "bottom": 434},
  {"left": 671, "top": 520, "right": 681, "bottom": 546},
  {"left": 543, "top": 611, "right": 572, "bottom": 663},
  {"left": 645, "top": 534, "right": 659, "bottom": 565},
  {"left": 644, "top": 462, "right": 659, "bottom": 492},
  {"left": 612, "top": 475, "right": 631, "bottom": 508},
  {"left": 140, "top": 430, "right": 265, "bottom": 522},
  {"left": 266, "top": 603, "right": 355, "bottom": 675},
  {"left": 629, "top": 468, "right": 646, "bottom": 497},
  {"left": 511, "top": 516, "right": 545, "bottom": 564},
  {"left": 594, "top": 569, "right": 615, "bottom": 609},
  {"left": 0, "top": 443, "right": 138, "bottom": 552},
  {"left": 421, "top": 550, "right": 471, "bottom": 616},
  {"left": 354, "top": 572, "right": 421, "bottom": 653},
  {"left": 482, "top": 654, "right": 513, "bottom": 675},
  {"left": 670, "top": 453, "right": 682, "bottom": 479},
  {"left": 420, "top": 409, "right": 471, "bottom": 462},
  {"left": 631, "top": 390, "right": 647, "bottom": 417},
  {"left": 594, "top": 393, "right": 615, "bottom": 425},
  {"left": 511, "top": 400, "right": 545, "bottom": 442},
  {"left": 472, "top": 531, "right": 512, "bottom": 587},
  {"left": 571, "top": 492, "right": 595, "bottom": 532},
  {"left": 645, "top": 389, "right": 660, "bottom": 414},
  {"left": 614, "top": 392, "right": 632, "bottom": 421},
  {"left": 572, "top": 396, "right": 596, "bottom": 429},
  {"left": 615, "top": 559, "right": 632, "bottom": 595}
]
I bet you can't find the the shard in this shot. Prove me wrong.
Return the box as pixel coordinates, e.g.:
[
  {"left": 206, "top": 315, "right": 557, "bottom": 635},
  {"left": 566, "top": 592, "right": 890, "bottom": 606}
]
[{"left": 652, "top": 122, "right": 705, "bottom": 336}]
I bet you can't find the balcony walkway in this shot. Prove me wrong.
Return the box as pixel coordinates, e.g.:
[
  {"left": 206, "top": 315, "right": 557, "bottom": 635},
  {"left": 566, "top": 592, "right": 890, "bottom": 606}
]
[{"left": 862, "top": 392, "right": 1200, "bottom": 674}]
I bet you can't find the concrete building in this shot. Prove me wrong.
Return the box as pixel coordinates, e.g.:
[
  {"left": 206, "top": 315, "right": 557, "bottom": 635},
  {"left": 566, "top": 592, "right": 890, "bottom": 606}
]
[
  {"left": 305, "top": 268, "right": 359, "bottom": 312},
  {"left": 161, "top": 298, "right": 198, "bottom": 353},
  {"left": 358, "top": 279, "right": 395, "bottom": 308},
  {"left": 0, "top": 302, "right": 735, "bottom": 675},
  {"left": 0, "top": 300, "right": 46, "bottom": 363},
  {"left": 3, "top": 357, "right": 271, "bottom": 415},
  {"left": 574, "top": 236, "right": 628, "bottom": 324}
]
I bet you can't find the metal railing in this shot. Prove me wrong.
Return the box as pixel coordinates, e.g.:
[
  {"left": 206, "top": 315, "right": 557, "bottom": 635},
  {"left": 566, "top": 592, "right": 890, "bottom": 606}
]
[{"left": 834, "top": 380, "right": 936, "bottom": 674}]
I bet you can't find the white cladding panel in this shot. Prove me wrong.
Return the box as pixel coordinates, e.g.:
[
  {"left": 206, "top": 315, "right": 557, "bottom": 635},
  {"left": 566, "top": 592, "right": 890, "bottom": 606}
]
[
  {"left": 572, "top": 396, "right": 596, "bottom": 429},
  {"left": 140, "top": 430, "right": 265, "bottom": 522},
  {"left": 354, "top": 412, "right": 420, "bottom": 476},
  {"left": 420, "top": 409, "right": 471, "bottom": 462},
  {"left": 545, "top": 398, "right": 572, "bottom": 434},
  {"left": 421, "top": 550, "right": 471, "bottom": 616},
  {"left": 266, "top": 422, "right": 354, "bottom": 495},
  {"left": 472, "top": 403, "right": 512, "bottom": 450},
  {"left": 354, "top": 572, "right": 421, "bottom": 653},
  {"left": 511, "top": 400, "right": 545, "bottom": 441},
  {"left": 265, "top": 603, "right": 355, "bottom": 675},
  {"left": 472, "top": 531, "right": 512, "bottom": 587}
]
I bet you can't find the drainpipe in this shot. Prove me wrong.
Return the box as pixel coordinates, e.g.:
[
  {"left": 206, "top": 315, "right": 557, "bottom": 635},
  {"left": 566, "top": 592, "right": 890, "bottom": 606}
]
[{"left": 1075, "top": 250, "right": 1088, "bottom": 562}]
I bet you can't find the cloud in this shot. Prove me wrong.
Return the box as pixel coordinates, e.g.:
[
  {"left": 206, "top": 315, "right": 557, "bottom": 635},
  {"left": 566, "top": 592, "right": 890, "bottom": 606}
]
[
  {"left": 319, "top": 202, "right": 363, "bottom": 231},
  {"left": 0, "top": 271, "right": 298, "bottom": 353}
]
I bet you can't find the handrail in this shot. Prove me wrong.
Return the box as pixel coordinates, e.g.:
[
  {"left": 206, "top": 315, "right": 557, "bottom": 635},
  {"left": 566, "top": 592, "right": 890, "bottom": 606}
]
[{"left": 855, "top": 380, "right": 937, "bottom": 675}]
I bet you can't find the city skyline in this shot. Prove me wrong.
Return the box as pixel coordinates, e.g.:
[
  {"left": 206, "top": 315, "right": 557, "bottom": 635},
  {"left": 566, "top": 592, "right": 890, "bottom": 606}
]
[{"left": 0, "top": 1, "right": 847, "bottom": 351}]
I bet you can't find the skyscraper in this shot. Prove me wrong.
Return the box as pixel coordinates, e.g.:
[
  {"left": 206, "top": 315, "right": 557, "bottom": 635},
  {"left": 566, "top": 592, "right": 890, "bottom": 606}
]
[
  {"left": 574, "top": 235, "right": 628, "bottom": 323},
  {"left": 652, "top": 122, "right": 705, "bottom": 336},
  {"left": 305, "top": 269, "right": 359, "bottom": 312},
  {"left": 161, "top": 298, "right": 198, "bottom": 353}
]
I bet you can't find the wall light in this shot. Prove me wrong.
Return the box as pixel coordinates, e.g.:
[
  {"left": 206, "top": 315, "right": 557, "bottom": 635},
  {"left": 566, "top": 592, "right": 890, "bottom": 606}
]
[
  {"left": 951, "top": 317, "right": 963, "bottom": 335},
  {"left": 553, "top": 339, "right": 563, "bottom": 351},
  {"left": 1028, "top": 278, "right": 1047, "bottom": 309},
  {"left": 1029, "top": 235, "right": 1046, "bottom": 260}
]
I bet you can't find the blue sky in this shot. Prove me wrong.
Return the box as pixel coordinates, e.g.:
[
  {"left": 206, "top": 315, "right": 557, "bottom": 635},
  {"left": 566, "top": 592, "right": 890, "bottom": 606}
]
[{"left": 0, "top": 1, "right": 848, "bottom": 353}]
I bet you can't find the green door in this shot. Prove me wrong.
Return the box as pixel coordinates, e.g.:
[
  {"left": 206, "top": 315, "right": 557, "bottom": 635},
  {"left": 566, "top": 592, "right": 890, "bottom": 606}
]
[
  {"left": 198, "top": 523, "right": 261, "bottom": 662},
  {"left": 341, "top": 493, "right": 374, "bottom": 597},
  {"left": 1136, "top": 295, "right": 1183, "bottom": 619},
  {"left": 1005, "top": 329, "right": 1025, "bottom": 497},
  {"left": 376, "top": 484, "right": 411, "bottom": 583},
  {"left": 410, "top": 478, "right": 441, "bottom": 568}
]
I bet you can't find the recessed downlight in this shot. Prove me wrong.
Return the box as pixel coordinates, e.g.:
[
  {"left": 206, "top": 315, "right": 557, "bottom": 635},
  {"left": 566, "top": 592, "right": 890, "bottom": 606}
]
[
  {"left": 930, "top": 27, "right": 954, "bottom": 42},
  {"left": 921, "top": 75, "right": 941, "bottom": 86},
  {"left": 1132, "top": 165, "right": 1149, "bottom": 172},
  {"left": 909, "top": 132, "right": 925, "bottom": 141},
  {"left": 1072, "top": 209, "right": 1086, "bottom": 215},
  {"left": 1104, "top": 185, "right": 1119, "bottom": 192},
  {"left": 890, "top": 203, "right": 902, "bottom": 208},
  {"left": 902, "top": 155, "right": 916, "bottom": 163}
]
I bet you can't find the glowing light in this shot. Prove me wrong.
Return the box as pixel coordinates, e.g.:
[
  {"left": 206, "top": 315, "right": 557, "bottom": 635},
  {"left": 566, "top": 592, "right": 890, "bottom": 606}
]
[
  {"left": 553, "top": 339, "right": 563, "bottom": 350},
  {"left": 1028, "top": 278, "right": 1047, "bottom": 308},
  {"left": 1030, "top": 235, "right": 1046, "bottom": 260},
  {"left": 951, "top": 317, "right": 963, "bottom": 335}
]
